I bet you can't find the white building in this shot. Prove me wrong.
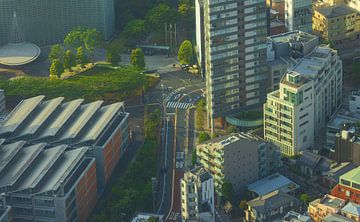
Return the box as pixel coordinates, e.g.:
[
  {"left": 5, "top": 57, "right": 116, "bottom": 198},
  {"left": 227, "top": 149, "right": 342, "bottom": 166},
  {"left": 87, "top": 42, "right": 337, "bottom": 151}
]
[
  {"left": 285, "top": 0, "right": 313, "bottom": 32},
  {"left": 180, "top": 166, "right": 215, "bottom": 222},
  {"left": 264, "top": 46, "right": 342, "bottom": 156},
  {"left": 349, "top": 91, "right": 360, "bottom": 113}
]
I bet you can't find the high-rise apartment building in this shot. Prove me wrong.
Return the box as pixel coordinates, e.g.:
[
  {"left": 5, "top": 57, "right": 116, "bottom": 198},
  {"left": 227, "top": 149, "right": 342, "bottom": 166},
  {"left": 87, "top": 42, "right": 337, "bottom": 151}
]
[
  {"left": 195, "top": 0, "right": 268, "bottom": 130},
  {"left": 196, "top": 133, "right": 281, "bottom": 192},
  {"left": 0, "top": 0, "right": 115, "bottom": 46},
  {"left": 285, "top": 0, "right": 313, "bottom": 32},
  {"left": 180, "top": 166, "right": 215, "bottom": 222},
  {"left": 264, "top": 46, "right": 342, "bottom": 156}
]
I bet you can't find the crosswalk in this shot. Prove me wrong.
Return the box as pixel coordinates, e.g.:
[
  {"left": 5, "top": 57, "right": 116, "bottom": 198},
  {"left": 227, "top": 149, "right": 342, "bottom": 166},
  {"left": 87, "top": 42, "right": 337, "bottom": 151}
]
[{"left": 166, "top": 101, "right": 192, "bottom": 109}]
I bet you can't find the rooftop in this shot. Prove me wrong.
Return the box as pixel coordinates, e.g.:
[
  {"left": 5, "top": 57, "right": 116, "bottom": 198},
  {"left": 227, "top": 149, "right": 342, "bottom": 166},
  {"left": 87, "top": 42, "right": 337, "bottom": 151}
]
[
  {"left": 323, "top": 214, "right": 354, "bottom": 222},
  {"left": 340, "top": 166, "right": 360, "bottom": 186},
  {"left": 268, "top": 30, "right": 318, "bottom": 44},
  {"left": 0, "top": 96, "right": 128, "bottom": 147},
  {"left": 341, "top": 202, "right": 360, "bottom": 216},
  {"left": 310, "top": 195, "right": 345, "bottom": 209},
  {"left": 0, "top": 42, "right": 41, "bottom": 66},
  {"left": 189, "top": 166, "right": 212, "bottom": 182},
  {"left": 247, "top": 173, "right": 299, "bottom": 196},
  {"left": 283, "top": 211, "right": 311, "bottom": 222},
  {"left": 327, "top": 111, "right": 360, "bottom": 130},
  {"left": 316, "top": 5, "right": 357, "bottom": 18}
]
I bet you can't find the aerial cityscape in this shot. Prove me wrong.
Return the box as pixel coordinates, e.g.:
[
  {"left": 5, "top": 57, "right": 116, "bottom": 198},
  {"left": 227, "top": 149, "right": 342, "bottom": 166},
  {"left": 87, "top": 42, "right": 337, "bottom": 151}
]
[{"left": 0, "top": 0, "right": 360, "bottom": 221}]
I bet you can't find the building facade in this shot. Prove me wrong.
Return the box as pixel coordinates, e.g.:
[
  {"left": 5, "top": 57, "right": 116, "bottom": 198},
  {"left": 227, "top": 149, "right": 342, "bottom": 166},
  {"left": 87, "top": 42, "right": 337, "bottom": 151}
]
[
  {"left": 313, "top": 5, "right": 360, "bottom": 44},
  {"left": 264, "top": 46, "right": 342, "bottom": 156},
  {"left": 285, "top": 0, "right": 313, "bottom": 32},
  {"left": 0, "top": 0, "right": 115, "bottom": 46},
  {"left": 0, "top": 205, "right": 11, "bottom": 222},
  {"left": 196, "top": 133, "right": 281, "bottom": 193},
  {"left": 180, "top": 167, "right": 215, "bottom": 222},
  {"left": 331, "top": 166, "right": 360, "bottom": 204},
  {"left": 350, "top": 91, "right": 360, "bottom": 113},
  {"left": 331, "top": 129, "right": 360, "bottom": 165},
  {"left": 195, "top": 0, "right": 268, "bottom": 130}
]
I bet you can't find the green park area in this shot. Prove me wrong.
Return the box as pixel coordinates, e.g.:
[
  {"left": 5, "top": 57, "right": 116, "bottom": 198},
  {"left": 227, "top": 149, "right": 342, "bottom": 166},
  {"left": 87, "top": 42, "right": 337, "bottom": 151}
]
[{"left": 0, "top": 65, "right": 157, "bottom": 103}]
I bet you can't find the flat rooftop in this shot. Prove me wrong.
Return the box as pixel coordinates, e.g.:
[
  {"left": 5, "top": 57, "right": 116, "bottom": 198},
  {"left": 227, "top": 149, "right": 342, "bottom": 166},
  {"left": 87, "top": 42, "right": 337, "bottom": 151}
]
[
  {"left": 340, "top": 166, "right": 360, "bottom": 185},
  {"left": 316, "top": 5, "right": 357, "bottom": 18},
  {"left": 0, "top": 42, "right": 41, "bottom": 66},
  {"left": 247, "top": 173, "right": 299, "bottom": 196},
  {"left": 327, "top": 113, "right": 360, "bottom": 130},
  {"left": 268, "top": 30, "right": 318, "bottom": 44},
  {"left": 0, "top": 96, "right": 128, "bottom": 147},
  {"left": 323, "top": 214, "right": 353, "bottom": 222}
]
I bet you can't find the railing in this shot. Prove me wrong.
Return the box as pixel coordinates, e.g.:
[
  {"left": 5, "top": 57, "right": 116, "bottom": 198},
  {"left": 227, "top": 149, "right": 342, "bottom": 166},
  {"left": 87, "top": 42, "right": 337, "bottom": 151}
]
[{"left": 225, "top": 116, "right": 263, "bottom": 128}]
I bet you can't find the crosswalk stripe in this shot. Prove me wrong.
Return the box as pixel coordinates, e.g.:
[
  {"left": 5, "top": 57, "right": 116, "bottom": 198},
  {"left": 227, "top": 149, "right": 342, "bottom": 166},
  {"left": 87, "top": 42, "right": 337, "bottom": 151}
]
[{"left": 166, "top": 101, "right": 193, "bottom": 109}]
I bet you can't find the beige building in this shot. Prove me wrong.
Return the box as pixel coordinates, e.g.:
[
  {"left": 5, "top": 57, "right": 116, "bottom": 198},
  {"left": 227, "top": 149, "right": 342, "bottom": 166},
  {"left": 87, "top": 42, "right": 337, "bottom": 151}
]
[
  {"left": 308, "top": 195, "right": 345, "bottom": 222},
  {"left": 313, "top": 5, "right": 360, "bottom": 43},
  {"left": 264, "top": 46, "right": 342, "bottom": 156},
  {"left": 196, "top": 133, "right": 281, "bottom": 193}
]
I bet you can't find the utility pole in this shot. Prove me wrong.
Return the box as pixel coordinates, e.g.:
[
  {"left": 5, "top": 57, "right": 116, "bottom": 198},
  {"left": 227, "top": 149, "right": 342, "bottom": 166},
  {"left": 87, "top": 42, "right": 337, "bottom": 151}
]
[
  {"left": 165, "top": 23, "right": 168, "bottom": 46},
  {"left": 151, "top": 177, "right": 158, "bottom": 213},
  {"left": 174, "top": 23, "right": 177, "bottom": 53}
]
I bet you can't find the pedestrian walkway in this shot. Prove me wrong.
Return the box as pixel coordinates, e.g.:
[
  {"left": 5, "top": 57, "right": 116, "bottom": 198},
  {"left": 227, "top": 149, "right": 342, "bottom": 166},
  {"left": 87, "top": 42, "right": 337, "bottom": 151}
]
[{"left": 166, "top": 101, "right": 192, "bottom": 109}]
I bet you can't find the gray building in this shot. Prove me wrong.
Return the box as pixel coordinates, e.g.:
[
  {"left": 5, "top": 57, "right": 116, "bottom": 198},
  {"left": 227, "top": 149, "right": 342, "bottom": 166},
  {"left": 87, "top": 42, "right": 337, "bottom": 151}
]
[
  {"left": 0, "top": 0, "right": 115, "bottom": 46},
  {"left": 267, "top": 31, "right": 319, "bottom": 90},
  {"left": 195, "top": 0, "right": 268, "bottom": 130},
  {"left": 285, "top": 0, "right": 313, "bottom": 32},
  {"left": 0, "top": 205, "right": 11, "bottom": 222},
  {"left": 196, "top": 133, "right": 282, "bottom": 193}
]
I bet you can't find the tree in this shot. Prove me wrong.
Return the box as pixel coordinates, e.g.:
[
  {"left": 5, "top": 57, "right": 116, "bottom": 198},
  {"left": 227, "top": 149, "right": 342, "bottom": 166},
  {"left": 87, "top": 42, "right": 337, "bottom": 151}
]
[
  {"left": 146, "top": 4, "right": 176, "bottom": 31},
  {"left": 131, "top": 48, "right": 145, "bottom": 70},
  {"left": 198, "top": 132, "right": 210, "bottom": 144},
  {"left": 221, "top": 181, "right": 234, "bottom": 202},
  {"left": 76, "top": 46, "right": 88, "bottom": 67},
  {"left": 48, "top": 44, "right": 64, "bottom": 62},
  {"left": 123, "top": 19, "right": 147, "bottom": 42},
  {"left": 191, "top": 149, "right": 197, "bottom": 165},
  {"left": 49, "top": 59, "right": 64, "bottom": 78},
  {"left": 83, "top": 28, "right": 101, "bottom": 63},
  {"left": 63, "top": 50, "right": 76, "bottom": 70},
  {"left": 106, "top": 47, "right": 121, "bottom": 66},
  {"left": 300, "top": 194, "right": 311, "bottom": 204},
  {"left": 178, "top": 40, "right": 194, "bottom": 65},
  {"left": 238, "top": 200, "right": 247, "bottom": 211},
  {"left": 64, "top": 27, "right": 86, "bottom": 49},
  {"left": 226, "top": 125, "right": 239, "bottom": 134}
]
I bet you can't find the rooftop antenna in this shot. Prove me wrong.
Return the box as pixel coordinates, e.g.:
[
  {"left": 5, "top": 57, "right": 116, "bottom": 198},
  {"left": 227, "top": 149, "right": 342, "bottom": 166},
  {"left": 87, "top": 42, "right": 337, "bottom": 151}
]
[{"left": 10, "top": 11, "right": 24, "bottom": 43}]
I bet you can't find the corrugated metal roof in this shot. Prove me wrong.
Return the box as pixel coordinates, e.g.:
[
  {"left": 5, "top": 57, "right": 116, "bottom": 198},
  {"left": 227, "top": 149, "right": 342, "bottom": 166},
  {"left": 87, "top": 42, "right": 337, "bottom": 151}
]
[
  {"left": 76, "top": 102, "right": 123, "bottom": 144},
  {"left": 55, "top": 101, "right": 103, "bottom": 142},
  {"left": 0, "top": 95, "right": 44, "bottom": 135},
  {"left": 12, "top": 97, "right": 64, "bottom": 138},
  {"left": 35, "top": 99, "right": 83, "bottom": 140},
  {"left": 0, "top": 141, "right": 25, "bottom": 172}
]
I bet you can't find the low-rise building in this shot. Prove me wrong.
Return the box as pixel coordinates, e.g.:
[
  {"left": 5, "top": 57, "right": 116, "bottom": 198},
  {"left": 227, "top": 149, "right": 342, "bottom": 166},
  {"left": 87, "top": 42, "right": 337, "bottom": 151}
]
[
  {"left": 264, "top": 46, "right": 342, "bottom": 156},
  {"left": 245, "top": 190, "right": 302, "bottom": 222},
  {"left": 267, "top": 31, "right": 319, "bottom": 91},
  {"left": 331, "top": 166, "right": 360, "bottom": 204},
  {"left": 247, "top": 173, "right": 299, "bottom": 197},
  {"left": 180, "top": 166, "right": 215, "bottom": 222},
  {"left": 313, "top": 5, "right": 360, "bottom": 44},
  {"left": 341, "top": 202, "right": 360, "bottom": 221},
  {"left": 323, "top": 214, "right": 354, "bottom": 222},
  {"left": 196, "top": 133, "right": 282, "bottom": 193},
  {"left": 350, "top": 91, "right": 360, "bottom": 113},
  {"left": 308, "top": 194, "right": 346, "bottom": 222},
  {"left": 297, "top": 150, "right": 332, "bottom": 177},
  {"left": 284, "top": 211, "right": 311, "bottom": 222}
]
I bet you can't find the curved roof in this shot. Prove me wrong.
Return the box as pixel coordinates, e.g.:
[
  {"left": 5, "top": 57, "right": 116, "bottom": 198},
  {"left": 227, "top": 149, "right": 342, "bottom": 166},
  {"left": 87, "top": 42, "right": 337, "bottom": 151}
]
[{"left": 0, "top": 42, "right": 41, "bottom": 66}]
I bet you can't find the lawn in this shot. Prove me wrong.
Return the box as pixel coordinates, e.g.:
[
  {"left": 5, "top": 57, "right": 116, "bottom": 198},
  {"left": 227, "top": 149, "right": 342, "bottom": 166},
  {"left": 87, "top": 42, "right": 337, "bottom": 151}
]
[{"left": 0, "top": 66, "right": 158, "bottom": 103}]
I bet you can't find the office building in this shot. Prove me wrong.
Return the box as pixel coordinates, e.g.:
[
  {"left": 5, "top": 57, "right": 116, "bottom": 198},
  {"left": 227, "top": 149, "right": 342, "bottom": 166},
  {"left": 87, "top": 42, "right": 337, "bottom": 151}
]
[
  {"left": 350, "top": 91, "right": 360, "bottom": 113},
  {"left": 267, "top": 31, "right": 319, "bottom": 91},
  {"left": 245, "top": 190, "right": 302, "bottom": 222},
  {"left": 180, "top": 166, "right": 215, "bottom": 222},
  {"left": 326, "top": 112, "right": 360, "bottom": 150},
  {"left": 313, "top": 5, "right": 360, "bottom": 44},
  {"left": 0, "top": 95, "right": 130, "bottom": 190},
  {"left": 308, "top": 195, "right": 346, "bottom": 222},
  {"left": 195, "top": 0, "right": 268, "bottom": 130},
  {"left": 0, "top": 205, "right": 11, "bottom": 222},
  {"left": 264, "top": 46, "right": 342, "bottom": 156},
  {"left": 0, "top": 143, "right": 96, "bottom": 222},
  {"left": 285, "top": 0, "right": 313, "bottom": 32},
  {"left": 331, "top": 128, "right": 360, "bottom": 166},
  {"left": 196, "top": 133, "right": 281, "bottom": 193},
  {"left": 331, "top": 166, "right": 360, "bottom": 204},
  {"left": 0, "top": 0, "right": 115, "bottom": 46}
]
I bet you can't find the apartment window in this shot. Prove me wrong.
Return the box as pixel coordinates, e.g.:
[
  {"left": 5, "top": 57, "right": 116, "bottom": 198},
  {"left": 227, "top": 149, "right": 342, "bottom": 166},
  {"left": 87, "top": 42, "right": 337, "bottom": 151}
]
[{"left": 341, "top": 179, "right": 351, "bottom": 186}]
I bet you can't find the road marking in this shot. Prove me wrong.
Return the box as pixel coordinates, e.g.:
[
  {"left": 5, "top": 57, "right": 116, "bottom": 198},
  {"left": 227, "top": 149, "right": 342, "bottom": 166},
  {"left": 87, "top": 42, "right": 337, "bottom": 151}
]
[{"left": 166, "top": 101, "right": 192, "bottom": 109}]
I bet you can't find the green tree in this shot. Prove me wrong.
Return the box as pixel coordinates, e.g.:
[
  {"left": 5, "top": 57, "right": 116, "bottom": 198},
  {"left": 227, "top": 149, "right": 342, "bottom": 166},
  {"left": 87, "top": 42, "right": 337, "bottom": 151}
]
[
  {"left": 178, "top": 40, "right": 194, "bottom": 65},
  {"left": 146, "top": 4, "right": 176, "bottom": 31},
  {"left": 191, "top": 149, "right": 197, "bottom": 165},
  {"left": 106, "top": 47, "right": 121, "bottom": 66},
  {"left": 198, "top": 132, "right": 210, "bottom": 144},
  {"left": 123, "top": 19, "right": 147, "bottom": 41},
  {"left": 300, "top": 194, "right": 311, "bottom": 204},
  {"left": 64, "top": 27, "right": 86, "bottom": 49},
  {"left": 221, "top": 181, "right": 234, "bottom": 202},
  {"left": 83, "top": 28, "right": 101, "bottom": 63},
  {"left": 48, "top": 44, "right": 64, "bottom": 62},
  {"left": 238, "top": 200, "right": 247, "bottom": 211},
  {"left": 148, "top": 217, "right": 158, "bottom": 222},
  {"left": 131, "top": 48, "right": 145, "bottom": 70},
  {"left": 76, "top": 46, "right": 88, "bottom": 67},
  {"left": 226, "top": 125, "right": 239, "bottom": 134},
  {"left": 49, "top": 59, "right": 64, "bottom": 78},
  {"left": 63, "top": 50, "right": 76, "bottom": 70}
]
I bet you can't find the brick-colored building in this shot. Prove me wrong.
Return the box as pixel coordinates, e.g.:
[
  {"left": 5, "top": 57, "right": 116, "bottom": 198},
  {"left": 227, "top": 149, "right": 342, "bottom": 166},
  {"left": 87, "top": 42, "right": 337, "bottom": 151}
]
[
  {"left": 331, "top": 166, "right": 360, "bottom": 204},
  {"left": 308, "top": 194, "right": 345, "bottom": 222}
]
